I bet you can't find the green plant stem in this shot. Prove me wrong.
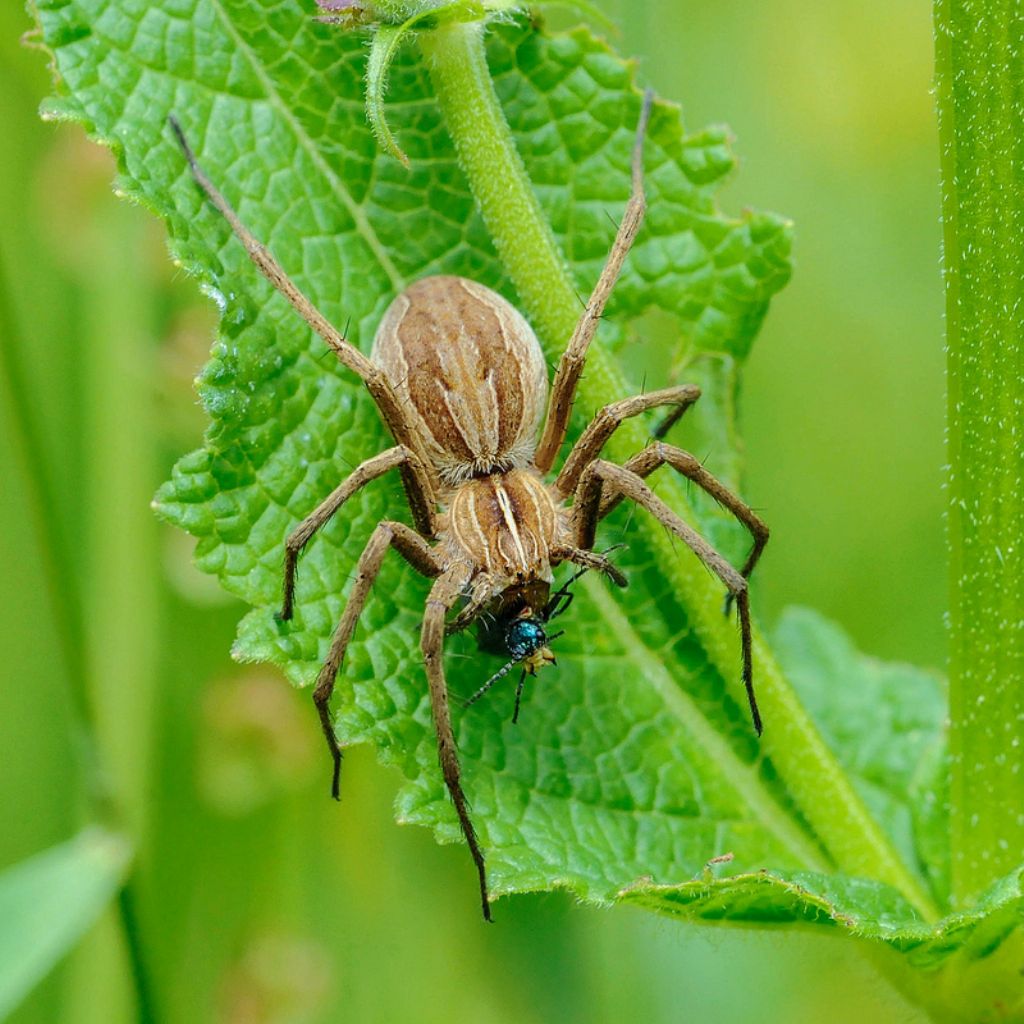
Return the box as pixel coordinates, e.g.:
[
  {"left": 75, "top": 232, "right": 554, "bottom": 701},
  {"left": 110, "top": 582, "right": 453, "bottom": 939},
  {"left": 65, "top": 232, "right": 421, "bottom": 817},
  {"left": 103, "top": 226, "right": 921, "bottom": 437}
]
[
  {"left": 417, "top": 22, "right": 572, "bottom": 346},
  {"left": 935, "top": 1, "right": 1024, "bottom": 907},
  {"left": 418, "top": 19, "right": 939, "bottom": 920}
]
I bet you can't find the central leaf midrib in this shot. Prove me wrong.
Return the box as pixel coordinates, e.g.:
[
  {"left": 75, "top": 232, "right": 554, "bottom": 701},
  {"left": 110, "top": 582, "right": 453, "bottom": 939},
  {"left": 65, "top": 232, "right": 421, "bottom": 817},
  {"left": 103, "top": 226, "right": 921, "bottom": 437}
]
[{"left": 583, "top": 578, "right": 831, "bottom": 871}]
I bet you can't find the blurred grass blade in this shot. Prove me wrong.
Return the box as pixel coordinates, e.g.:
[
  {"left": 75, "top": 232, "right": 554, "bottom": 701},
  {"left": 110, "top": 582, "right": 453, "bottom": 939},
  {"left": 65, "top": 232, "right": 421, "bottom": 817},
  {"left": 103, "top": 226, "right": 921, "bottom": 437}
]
[{"left": 0, "top": 830, "right": 130, "bottom": 1022}]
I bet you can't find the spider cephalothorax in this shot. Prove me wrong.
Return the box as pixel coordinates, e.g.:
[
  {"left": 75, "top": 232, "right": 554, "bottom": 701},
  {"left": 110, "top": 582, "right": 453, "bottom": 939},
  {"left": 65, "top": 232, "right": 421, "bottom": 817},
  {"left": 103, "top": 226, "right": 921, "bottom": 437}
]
[{"left": 171, "top": 90, "right": 768, "bottom": 922}]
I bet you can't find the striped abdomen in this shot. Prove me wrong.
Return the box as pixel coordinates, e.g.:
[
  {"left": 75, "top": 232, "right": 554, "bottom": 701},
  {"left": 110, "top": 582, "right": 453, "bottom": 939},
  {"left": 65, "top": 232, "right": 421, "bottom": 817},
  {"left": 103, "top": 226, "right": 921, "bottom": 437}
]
[
  {"left": 371, "top": 276, "right": 548, "bottom": 485},
  {"left": 446, "top": 470, "right": 561, "bottom": 583}
]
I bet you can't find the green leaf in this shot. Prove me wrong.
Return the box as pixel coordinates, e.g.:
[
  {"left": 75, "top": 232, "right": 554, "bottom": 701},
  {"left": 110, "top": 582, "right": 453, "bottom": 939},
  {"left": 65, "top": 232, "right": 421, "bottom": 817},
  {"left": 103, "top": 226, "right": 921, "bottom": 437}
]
[
  {"left": 623, "top": 864, "right": 1024, "bottom": 972},
  {"left": 409, "top": 20, "right": 935, "bottom": 917},
  {"left": 612, "top": 608, "right": 954, "bottom": 946},
  {"left": 35, "top": 1, "right": 1020, "bottom": 997},
  {"left": 0, "top": 831, "right": 130, "bottom": 1021},
  {"left": 773, "top": 607, "right": 949, "bottom": 906}
]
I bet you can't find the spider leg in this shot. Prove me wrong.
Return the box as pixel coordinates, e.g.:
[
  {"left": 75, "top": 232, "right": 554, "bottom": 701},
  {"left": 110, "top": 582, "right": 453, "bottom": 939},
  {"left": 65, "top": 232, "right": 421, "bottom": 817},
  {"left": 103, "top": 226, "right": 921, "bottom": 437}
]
[
  {"left": 552, "top": 546, "right": 628, "bottom": 588},
  {"left": 281, "top": 446, "right": 434, "bottom": 620},
  {"left": 168, "top": 117, "right": 439, "bottom": 512},
  {"left": 553, "top": 384, "right": 701, "bottom": 498},
  {"left": 535, "top": 89, "right": 655, "bottom": 473},
  {"left": 313, "top": 521, "right": 441, "bottom": 800},
  {"left": 573, "top": 460, "right": 761, "bottom": 735},
  {"left": 602, "top": 441, "right": 769, "bottom": 602},
  {"left": 422, "top": 563, "right": 492, "bottom": 922}
]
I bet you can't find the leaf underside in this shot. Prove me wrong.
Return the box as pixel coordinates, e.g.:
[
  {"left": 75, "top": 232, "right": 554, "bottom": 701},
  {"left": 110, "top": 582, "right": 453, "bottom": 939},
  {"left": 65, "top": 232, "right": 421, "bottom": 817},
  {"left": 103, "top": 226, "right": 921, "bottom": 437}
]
[{"left": 33, "top": 0, "right": 1023, "bottom": 967}]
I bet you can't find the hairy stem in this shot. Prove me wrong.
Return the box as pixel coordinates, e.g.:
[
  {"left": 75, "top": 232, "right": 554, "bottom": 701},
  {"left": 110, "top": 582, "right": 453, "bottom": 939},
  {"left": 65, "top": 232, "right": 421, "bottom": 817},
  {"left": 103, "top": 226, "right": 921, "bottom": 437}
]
[
  {"left": 418, "top": 22, "right": 573, "bottom": 345},
  {"left": 418, "top": 18, "right": 938, "bottom": 919},
  {"left": 935, "top": 1, "right": 1024, "bottom": 906}
]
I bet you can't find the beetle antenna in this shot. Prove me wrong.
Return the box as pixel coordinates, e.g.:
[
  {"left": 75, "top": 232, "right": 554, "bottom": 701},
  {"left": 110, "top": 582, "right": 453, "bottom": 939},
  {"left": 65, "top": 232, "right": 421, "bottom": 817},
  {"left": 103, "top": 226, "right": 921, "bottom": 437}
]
[
  {"left": 463, "top": 658, "right": 518, "bottom": 708},
  {"left": 546, "top": 566, "right": 590, "bottom": 620},
  {"left": 511, "top": 669, "right": 528, "bottom": 724},
  {"left": 545, "top": 580, "right": 580, "bottom": 619}
]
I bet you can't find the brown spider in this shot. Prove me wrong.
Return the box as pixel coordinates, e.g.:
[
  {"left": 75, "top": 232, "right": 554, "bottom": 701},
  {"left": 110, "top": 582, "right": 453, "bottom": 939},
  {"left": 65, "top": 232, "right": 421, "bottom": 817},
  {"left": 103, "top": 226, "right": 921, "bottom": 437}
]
[{"left": 170, "top": 90, "right": 768, "bottom": 922}]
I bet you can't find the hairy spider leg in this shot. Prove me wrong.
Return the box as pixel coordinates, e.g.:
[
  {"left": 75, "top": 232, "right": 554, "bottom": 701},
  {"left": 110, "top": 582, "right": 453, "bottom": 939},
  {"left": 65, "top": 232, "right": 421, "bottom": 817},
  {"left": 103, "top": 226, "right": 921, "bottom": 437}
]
[
  {"left": 280, "top": 446, "right": 431, "bottom": 620},
  {"left": 312, "top": 522, "right": 441, "bottom": 799},
  {"left": 168, "top": 116, "right": 439, "bottom": 531},
  {"left": 553, "top": 384, "right": 701, "bottom": 498},
  {"left": 421, "top": 564, "right": 492, "bottom": 921},
  {"left": 573, "top": 460, "right": 762, "bottom": 735},
  {"left": 607, "top": 440, "right": 770, "bottom": 612},
  {"left": 534, "top": 89, "right": 655, "bottom": 473}
]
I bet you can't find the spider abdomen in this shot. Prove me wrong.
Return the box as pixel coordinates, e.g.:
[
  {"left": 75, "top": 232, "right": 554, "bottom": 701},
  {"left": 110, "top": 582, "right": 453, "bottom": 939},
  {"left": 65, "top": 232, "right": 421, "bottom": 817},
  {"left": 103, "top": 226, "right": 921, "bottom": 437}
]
[
  {"left": 447, "top": 469, "right": 561, "bottom": 584},
  {"left": 372, "top": 276, "right": 548, "bottom": 484}
]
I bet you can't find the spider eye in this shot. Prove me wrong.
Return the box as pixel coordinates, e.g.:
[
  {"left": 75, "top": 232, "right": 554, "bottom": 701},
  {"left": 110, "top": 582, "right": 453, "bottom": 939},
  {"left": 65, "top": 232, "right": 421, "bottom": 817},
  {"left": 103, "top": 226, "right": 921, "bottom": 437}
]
[{"left": 504, "top": 617, "right": 547, "bottom": 661}]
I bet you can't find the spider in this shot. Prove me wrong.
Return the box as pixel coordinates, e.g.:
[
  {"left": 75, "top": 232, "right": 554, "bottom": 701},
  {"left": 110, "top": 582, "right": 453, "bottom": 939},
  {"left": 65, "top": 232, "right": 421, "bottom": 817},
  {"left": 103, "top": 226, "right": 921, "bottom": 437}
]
[{"left": 170, "top": 89, "right": 768, "bottom": 922}]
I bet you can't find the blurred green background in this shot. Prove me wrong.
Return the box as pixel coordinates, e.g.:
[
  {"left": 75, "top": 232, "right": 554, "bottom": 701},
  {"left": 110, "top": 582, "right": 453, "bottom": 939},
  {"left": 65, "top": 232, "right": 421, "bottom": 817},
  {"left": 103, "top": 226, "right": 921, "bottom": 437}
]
[{"left": 1, "top": 1, "right": 941, "bottom": 1021}]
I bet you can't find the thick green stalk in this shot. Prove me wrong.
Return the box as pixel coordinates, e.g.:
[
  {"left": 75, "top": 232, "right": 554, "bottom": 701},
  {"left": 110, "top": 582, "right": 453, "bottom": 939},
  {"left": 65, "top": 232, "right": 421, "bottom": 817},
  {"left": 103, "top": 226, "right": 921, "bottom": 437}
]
[
  {"left": 935, "top": 2, "right": 1024, "bottom": 906},
  {"left": 418, "top": 19, "right": 938, "bottom": 919},
  {"left": 417, "top": 22, "right": 575, "bottom": 345}
]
